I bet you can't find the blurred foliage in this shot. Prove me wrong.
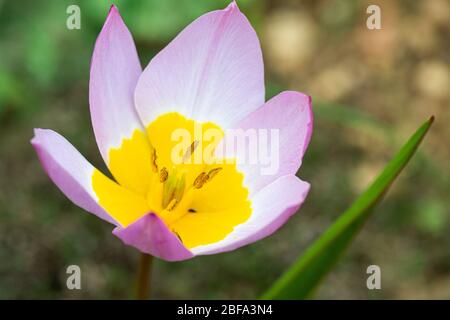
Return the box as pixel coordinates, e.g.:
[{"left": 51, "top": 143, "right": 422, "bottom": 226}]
[{"left": 0, "top": 0, "right": 449, "bottom": 299}]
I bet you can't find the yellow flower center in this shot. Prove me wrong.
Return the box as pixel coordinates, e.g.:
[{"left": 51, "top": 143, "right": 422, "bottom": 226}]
[{"left": 92, "top": 112, "right": 251, "bottom": 249}]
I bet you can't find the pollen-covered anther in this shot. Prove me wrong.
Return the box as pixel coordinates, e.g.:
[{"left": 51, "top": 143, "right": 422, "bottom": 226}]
[
  {"left": 193, "top": 167, "right": 222, "bottom": 189},
  {"left": 207, "top": 167, "right": 222, "bottom": 180},
  {"left": 193, "top": 172, "right": 208, "bottom": 189},
  {"left": 150, "top": 148, "right": 158, "bottom": 172},
  {"left": 160, "top": 167, "right": 168, "bottom": 182}
]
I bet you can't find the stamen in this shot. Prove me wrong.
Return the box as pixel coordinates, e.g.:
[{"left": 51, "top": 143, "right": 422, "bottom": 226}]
[
  {"left": 161, "top": 169, "right": 186, "bottom": 210},
  {"left": 193, "top": 167, "right": 223, "bottom": 189},
  {"left": 160, "top": 167, "right": 168, "bottom": 182},
  {"left": 182, "top": 140, "right": 199, "bottom": 162},
  {"left": 207, "top": 167, "right": 222, "bottom": 181},
  {"left": 188, "top": 208, "right": 197, "bottom": 213},
  {"left": 150, "top": 148, "right": 158, "bottom": 172},
  {"left": 193, "top": 172, "right": 208, "bottom": 189},
  {"left": 173, "top": 172, "right": 186, "bottom": 203},
  {"left": 166, "top": 198, "right": 178, "bottom": 211}
]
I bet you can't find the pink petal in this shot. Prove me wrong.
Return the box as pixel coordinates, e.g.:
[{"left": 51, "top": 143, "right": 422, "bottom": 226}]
[
  {"left": 31, "top": 129, "right": 118, "bottom": 225},
  {"left": 219, "top": 91, "right": 313, "bottom": 196},
  {"left": 90, "top": 5, "right": 144, "bottom": 163},
  {"left": 135, "top": 2, "right": 264, "bottom": 129},
  {"left": 191, "top": 175, "right": 310, "bottom": 255},
  {"left": 113, "top": 213, "right": 194, "bottom": 261}
]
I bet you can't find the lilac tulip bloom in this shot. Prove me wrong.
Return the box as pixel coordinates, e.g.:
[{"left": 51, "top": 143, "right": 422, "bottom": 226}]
[{"left": 31, "top": 2, "right": 313, "bottom": 261}]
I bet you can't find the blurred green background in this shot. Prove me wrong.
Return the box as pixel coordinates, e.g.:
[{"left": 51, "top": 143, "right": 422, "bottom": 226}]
[{"left": 0, "top": 0, "right": 449, "bottom": 299}]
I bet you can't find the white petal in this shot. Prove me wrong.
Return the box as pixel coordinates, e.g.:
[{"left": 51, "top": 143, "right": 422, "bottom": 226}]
[{"left": 135, "top": 2, "right": 264, "bottom": 128}]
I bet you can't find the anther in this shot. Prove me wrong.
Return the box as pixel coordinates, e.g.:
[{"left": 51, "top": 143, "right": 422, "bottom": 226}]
[
  {"left": 207, "top": 167, "right": 222, "bottom": 181},
  {"left": 151, "top": 148, "right": 158, "bottom": 172},
  {"left": 160, "top": 167, "right": 168, "bottom": 182},
  {"left": 193, "top": 172, "right": 208, "bottom": 189}
]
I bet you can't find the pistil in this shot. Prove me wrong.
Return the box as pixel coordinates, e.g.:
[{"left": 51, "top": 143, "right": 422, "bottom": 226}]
[{"left": 150, "top": 141, "right": 223, "bottom": 225}]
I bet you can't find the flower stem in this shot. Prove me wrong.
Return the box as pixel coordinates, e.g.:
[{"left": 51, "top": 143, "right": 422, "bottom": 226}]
[{"left": 136, "top": 253, "right": 153, "bottom": 300}]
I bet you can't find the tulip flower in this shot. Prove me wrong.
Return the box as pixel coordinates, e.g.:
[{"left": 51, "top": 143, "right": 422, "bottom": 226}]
[{"left": 31, "top": 2, "right": 313, "bottom": 262}]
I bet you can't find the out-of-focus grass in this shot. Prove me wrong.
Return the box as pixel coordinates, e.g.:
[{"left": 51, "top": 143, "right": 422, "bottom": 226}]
[
  {"left": 263, "top": 116, "right": 434, "bottom": 299},
  {"left": 0, "top": 0, "right": 448, "bottom": 299}
]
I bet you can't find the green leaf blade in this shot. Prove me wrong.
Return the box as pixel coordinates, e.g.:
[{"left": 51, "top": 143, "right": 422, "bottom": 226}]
[{"left": 261, "top": 116, "right": 434, "bottom": 300}]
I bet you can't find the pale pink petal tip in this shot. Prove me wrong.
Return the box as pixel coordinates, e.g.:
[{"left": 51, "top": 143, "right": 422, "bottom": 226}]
[
  {"left": 113, "top": 213, "right": 194, "bottom": 262},
  {"left": 105, "top": 4, "right": 120, "bottom": 23},
  {"left": 134, "top": 0, "right": 264, "bottom": 128},
  {"left": 227, "top": 1, "right": 239, "bottom": 11},
  {"left": 89, "top": 0, "right": 143, "bottom": 163},
  {"left": 109, "top": 4, "right": 118, "bottom": 13},
  {"left": 31, "top": 128, "right": 118, "bottom": 225}
]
